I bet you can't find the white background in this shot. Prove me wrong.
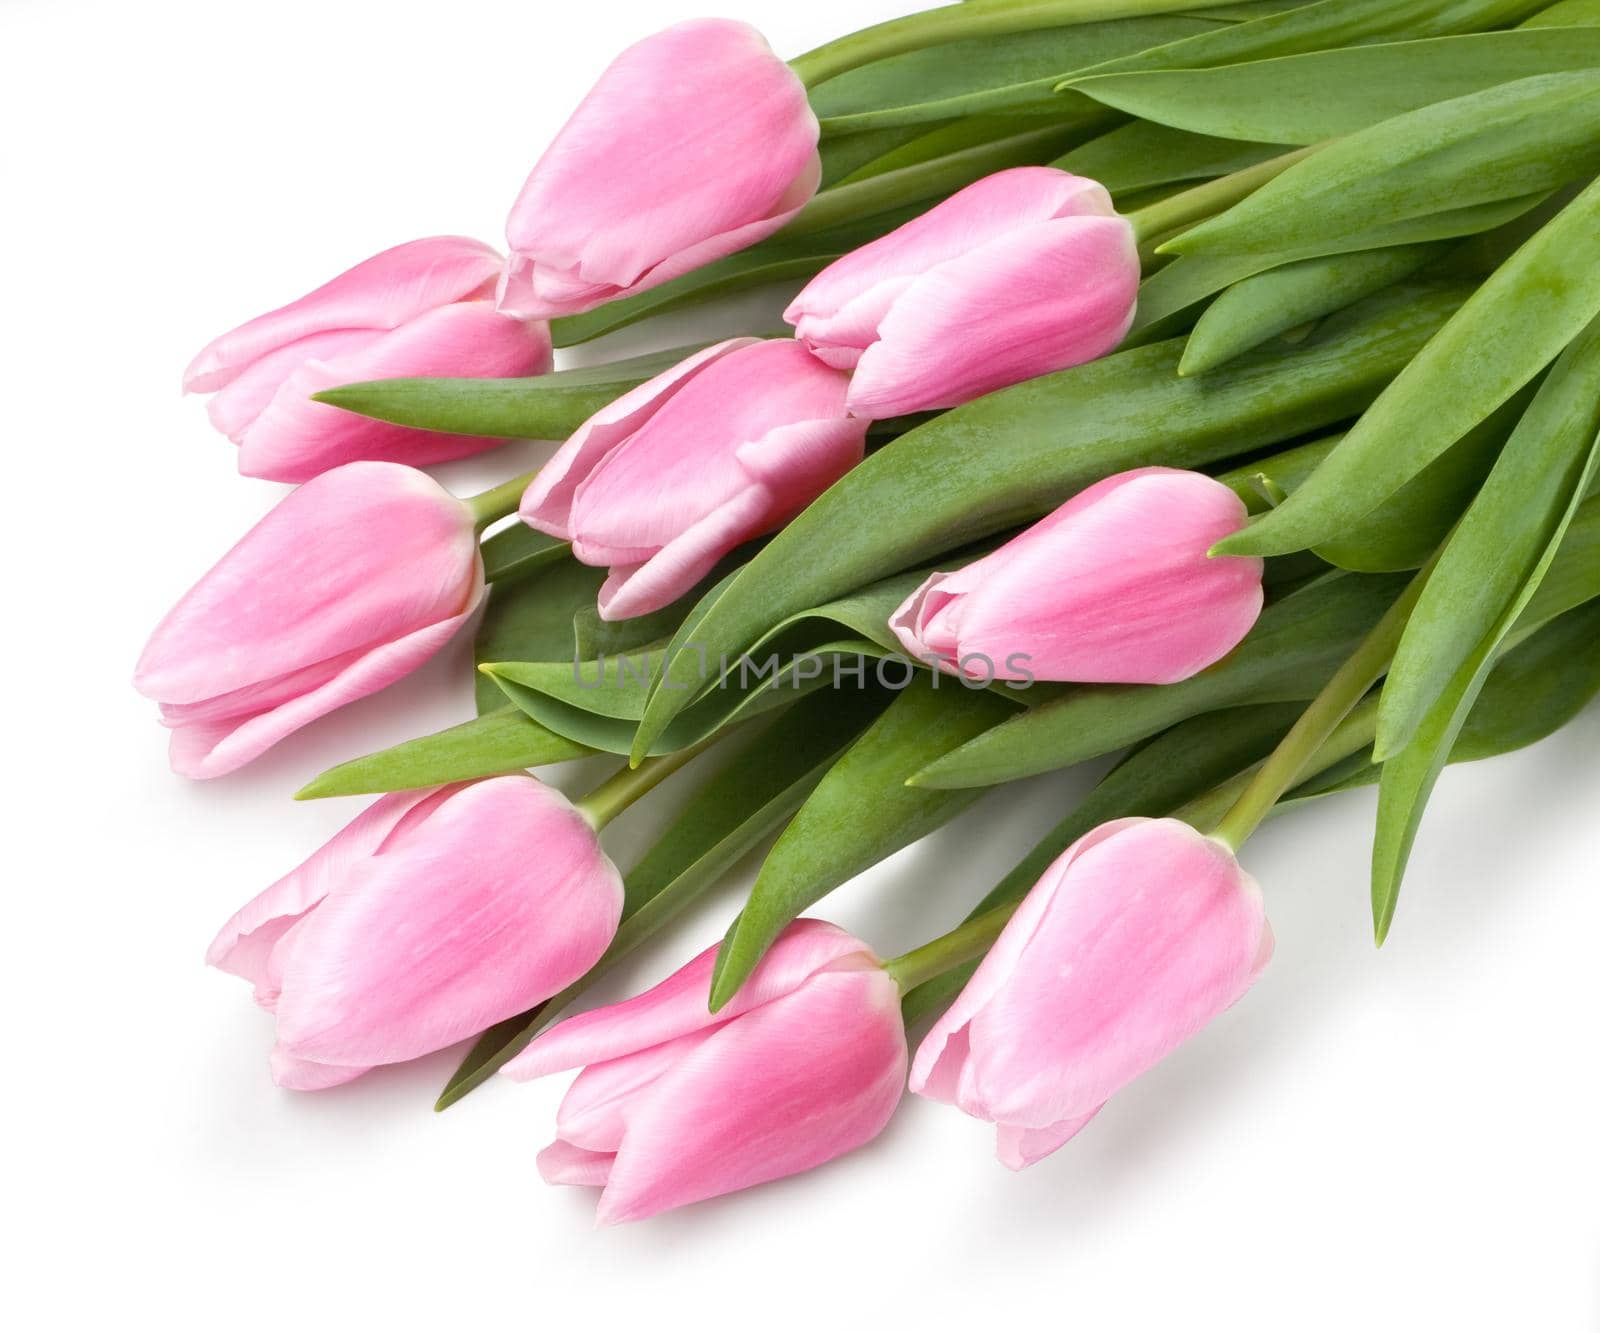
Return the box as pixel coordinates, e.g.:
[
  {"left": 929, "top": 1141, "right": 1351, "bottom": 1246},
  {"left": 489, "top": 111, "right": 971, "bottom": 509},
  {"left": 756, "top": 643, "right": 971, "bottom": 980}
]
[{"left": 4, "top": 1, "right": 1597, "bottom": 1328}]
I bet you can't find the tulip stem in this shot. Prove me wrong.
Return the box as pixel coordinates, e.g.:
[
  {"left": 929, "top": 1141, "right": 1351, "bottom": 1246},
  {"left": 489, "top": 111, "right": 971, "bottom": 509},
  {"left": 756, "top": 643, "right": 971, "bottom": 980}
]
[
  {"left": 1209, "top": 561, "right": 1435, "bottom": 853},
  {"left": 789, "top": 0, "right": 1205, "bottom": 87},
  {"left": 883, "top": 903, "right": 1013, "bottom": 994},
  {"left": 576, "top": 733, "right": 725, "bottom": 831},
  {"left": 1126, "top": 144, "right": 1323, "bottom": 255},
  {"left": 465, "top": 470, "right": 536, "bottom": 533}
]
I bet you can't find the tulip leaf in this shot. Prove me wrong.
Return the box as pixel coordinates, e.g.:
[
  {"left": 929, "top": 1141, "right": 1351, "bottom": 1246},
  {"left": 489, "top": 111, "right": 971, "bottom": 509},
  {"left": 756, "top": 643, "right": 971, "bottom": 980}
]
[
  {"left": 1218, "top": 176, "right": 1600, "bottom": 558},
  {"left": 1073, "top": 30, "right": 1600, "bottom": 143},
  {"left": 1180, "top": 244, "right": 1443, "bottom": 376},
  {"left": 1057, "top": 121, "right": 1286, "bottom": 197},
  {"left": 479, "top": 523, "right": 567, "bottom": 585},
  {"left": 434, "top": 688, "right": 891, "bottom": 1110},
  {"left": 1372, "top": 432, "right": 1600, "bottom": 945},
  {"left": 707, "top": 678, "right": 1019, "bottom": 1010},
  {"left": 631, "top": 280, "right": 1473, "bottom": 762},
  {"left": 474, "top": 559, "right": 607, "bottom": 712},
  {"left": 294, "top": 707, "right": 591, "bottom": 800},
  {"left": 1164, "top": 73, "right": 1600, "bottom": 265},
  {"left": 312, "top": 342, "right": 705, "bottom": 439},
  {"left": 808, "top": 13, "right": 1228, "bottom": 133},
  {"left": 910, "top": 570, "right": 1408, "bottom": 790},
  {"left": 899, "top": 700, "right": 1306, "bottom": 1027},
  {"left": 1378, "top": 317, "right": 1600, "bottom": 757},
  {"left": 1521, "top": 0, "right": 1600, "bottom": 26}
]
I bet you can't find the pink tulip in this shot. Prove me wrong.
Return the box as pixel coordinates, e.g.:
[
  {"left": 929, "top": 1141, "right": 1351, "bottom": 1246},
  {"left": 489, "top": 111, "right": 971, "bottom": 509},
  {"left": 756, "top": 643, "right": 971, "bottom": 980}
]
[
  {"left": 784, "top": 167, "right": 1139, "bottom": 418},
  {"left": 520, "top": 338, "right": 868, "bottom": 619},
  {"left": 134, "top": 462, "right": 483, "bottom": 778},
  {"left": 504, "top": 920, "right": 906, "bottom": 1223},
  {"left": 497, "top": 20, "right": 820, "bottom": 320},
  {"left": 911, "top": 818, "right": 1271, "bottom": 1169},
  {"left": 184, "top": 236, "right": 552, "bottom": 481},
  {"left": 890, "top": 467, "right": 1263, "bottom": 685},
  {"left": 208, "top": 776, "right": 623, "bottom": 1090}
]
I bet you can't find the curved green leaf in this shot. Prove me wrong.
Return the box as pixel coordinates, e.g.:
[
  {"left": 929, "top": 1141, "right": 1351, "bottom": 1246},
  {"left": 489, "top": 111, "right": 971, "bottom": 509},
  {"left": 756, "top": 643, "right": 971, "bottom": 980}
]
[
  {"left": 479, "top": 523, "right": 567, "bottom": 585},
  {"left": 473, "top": 559, "right": 606, "bottom": 712},
  {"left": 632, "top": 280, "right": 1472, "bottom": 761},
  {"left": 911, "top": 571, "right": 1407, "bottom": 790},
  {"left": 294, "top": 707, "right": 590, "bottom": 800},
  {"left": 1058, "top": 120, "right": 1285, "bottom": 196},
  {"left": 1521, "top": 0, "right": 1600, "bottom": 26},
  {"left": 1074, "top": 30, "right": 1600, "bottom": 143},
  {"left": 1220, "top": 176, "right": 1600, "bottom": 557},
  {"left": 1180, "top": 244, "right": 1442, "bottom": 375},
  {"left": 707, "top": 678, "right": 1017, "bottom": 1010},
  {"left": 434, "top": 689, "right": 889, "bottom": 1109}
]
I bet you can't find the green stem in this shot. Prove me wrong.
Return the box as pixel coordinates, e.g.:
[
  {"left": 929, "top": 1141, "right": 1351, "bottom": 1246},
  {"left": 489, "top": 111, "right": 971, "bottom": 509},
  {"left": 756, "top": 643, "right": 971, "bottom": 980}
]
[
  {"left": 883, "top": 902, "right": 1013, "bottom": 994},
  {"left": 1126, "top": 144, "right": 1322, "bottom": 255},
  {"left": 789, "top": 0, "right": 1203, "bottom": 87},
  {"left": 783, "top": 122, "right": 1087, "bottom": 238},
  {"left": 575, "top": 733, "right": 724, "bottom": 830},
  {"left": 1210, "top": 561, "right": 1434, "bottom": 852},
  {"left": 464, "top": 470, "right": 536, "bottom": 533}
]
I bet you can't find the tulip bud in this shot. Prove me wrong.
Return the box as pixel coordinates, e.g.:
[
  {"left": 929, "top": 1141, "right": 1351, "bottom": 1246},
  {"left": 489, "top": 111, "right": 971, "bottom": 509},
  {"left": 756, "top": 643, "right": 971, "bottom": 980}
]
[
  {"left": 911, "top": 818, "right": 1271, "bottom": 1168},
  {"left": 134, "top": 462, "right": 483, "bottom": 778},
  {"left": 208, "top": 776, "right": 623, "bottom": 1090},
  {"left": 889, "top": 467, "right": 1264, "bottom": 685},
  {"left": 504, "top": 920, "right": 906, "bottom": 1223},
  {"left": 520, "top": 338, "right": 868, "bottom": 619},
  {"left": 784, "top": 167, "right": 1139, "bottom": 418},
  {"left": 498, "top": 20, "right": 820, "bottom": 320},
  {"left": 183, "top": 236, "right": 552, "bottom": 481}
]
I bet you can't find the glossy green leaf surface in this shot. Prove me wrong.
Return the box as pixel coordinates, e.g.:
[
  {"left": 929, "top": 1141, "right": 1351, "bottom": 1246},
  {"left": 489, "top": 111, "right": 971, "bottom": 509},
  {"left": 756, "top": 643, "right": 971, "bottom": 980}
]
[
  {"left": 434, "top": 690, "right": 889, "bottom": 1109},
  {"left": 1074, "top": 30, "right": 1600, "bottom": 143},
  {"left": 479, "top": 523, "right": 567, "bottom": 585},
  {"left": 1380, "top": 316, "right": 1600, "bottom": 755},
  {"left": 632, "top": 281, "right": 1472, "bottom": 761},
  {"left": 707, "top": 679, "right": 1018, "bottom": 1009},
  {"left": 911, "top": 571, "right": 1407, "bottom": 789},
  {"left": 294, "top": 707, "right": 590, "bottom": 800},
  {"left": 474, "top": 559, "right": 607, "bottom": 712},
  {"left": 1058, "top": 120, "right": 1285, "bottom": 196},
  {"left": 1220, "top": 177, "right": 1600, "bottom": 557}
]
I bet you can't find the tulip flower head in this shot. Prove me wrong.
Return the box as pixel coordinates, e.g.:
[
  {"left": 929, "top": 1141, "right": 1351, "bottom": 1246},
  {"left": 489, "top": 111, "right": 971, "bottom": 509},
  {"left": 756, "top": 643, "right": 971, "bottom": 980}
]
[
  {"left": 498, "top": 19, "right": 820, "bottom": 320},
  {"left": 208, "top": 776, "right": 623, "bottom": 1091},
  {"left": 504, "top": 920, "right": 906, "bottom": 1224},
  {"left": 134, "top": 462, "right": 484, "bottom": 778},
  {"left": 519, "top": 338, "right": 868, "bottom": 619},
  {"left": 183, "top": 236, "right": 552, "bottom": 481},
  {"left": 911, "top": 818, "right": 1272, "bottom": 1169},
  {"left": 785, "top": 167, "right": 1140, "bottom": 418},
  {"left": 889, "top": 467, "right": 1264, "bottom": 685}
]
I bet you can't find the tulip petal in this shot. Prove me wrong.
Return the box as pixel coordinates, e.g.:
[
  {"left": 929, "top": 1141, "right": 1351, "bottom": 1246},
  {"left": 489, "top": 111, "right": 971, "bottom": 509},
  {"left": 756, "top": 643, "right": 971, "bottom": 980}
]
[
  {"left": 236, "top": 302, "right": 552, "bottom": 482},
  {"left": 594, "top": 965, "right": 906, "bottom": 1224},
  {"left": 501, "top": 20, "right": 818, "bottom": 318},
  {"left": 555, "top": 1030, "right": 717, "bottom": 1152},
  {"left": 269, "top": 1044, "right": 371, "bottom": 1092},
  {"left": 205, "top": 329, "right": 377, "bottom": 441},
  {"left": 519, "top": 338, "right": 758, "bottom": 536},
  {"left": 846, "top": 214, "right": 1139, "bottom": 418},
  {"left": 206, "top": 787, "right": 446, "bottom": 995},
  {"left": 504, "top": 919, "right": 867, "bottom": 1082},
  {"left": 995, "top": 1109, "right": 1100, "bottom": 1171},
  {"left": 272, "top": 776, "right": 622, "bottom": 1067},
  {"left": 184, "top": 236, "right": 504, "bottom": 393},
  {"left": 537, "top": 1139, "right": 615, "bottom": 1187}
]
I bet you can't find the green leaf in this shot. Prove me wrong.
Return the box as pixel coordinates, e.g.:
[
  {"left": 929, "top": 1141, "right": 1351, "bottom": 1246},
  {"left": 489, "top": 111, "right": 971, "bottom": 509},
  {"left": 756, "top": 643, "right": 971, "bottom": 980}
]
[
  {"left": 479, "top": 523, "right": 567, "bottom": 585},
  {"left": 1371, "top": 423, "right": 1600, "bottom": 942},
  {"left": 1082, "top": 0, "right": 1551, "bottom": 77},
  {"left": 1521, "top": 0, "right": 1600, "bottom": 26},
  {"left": 434, "top": 689, "right": 889, "bottom": 1109},
  {"left": 473, "top": 559, "right": 605, "bottom": 713},
  {"left": 312, "top": 342, "right": 705, "bottom": 438},
  {"left": 1180, "top": 244, "right": 1442, "bottom": 375},
  {"left": 1378, "top": 316, "right": 1600, "bottom": 756},
  {"left": 294, "top": 707, "right": 590, "bottom": 800},
  {"left": 1073, "top": 30, "right": 1600, "bottom": 143},
  {"left": 808, "top": 13, "right": 1227, "bottom": 133},
  {"left": 1220, "top": 176, "right": 1600, "bottom": 557},
  {"left": 706, "top": 678, "right": 1018, "bottom": 1010},
  {"left": 632, "top": 280, "right": 1473, "bottom": 761},
  {"left": 1058, "top": 120, "right": 1286, "bottom": 197},
  {"left": 900, "top": 700, "right": 1305, "bottom": 1027},
  {"left": 911, "top": 571, "right": 1407, "bottom": 790}
]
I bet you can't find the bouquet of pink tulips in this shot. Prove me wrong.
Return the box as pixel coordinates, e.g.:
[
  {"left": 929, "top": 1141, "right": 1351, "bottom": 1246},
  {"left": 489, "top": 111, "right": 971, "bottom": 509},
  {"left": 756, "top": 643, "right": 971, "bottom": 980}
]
[{"left": 138, "top": 0, "right": 1600, "bottom": 1223}]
